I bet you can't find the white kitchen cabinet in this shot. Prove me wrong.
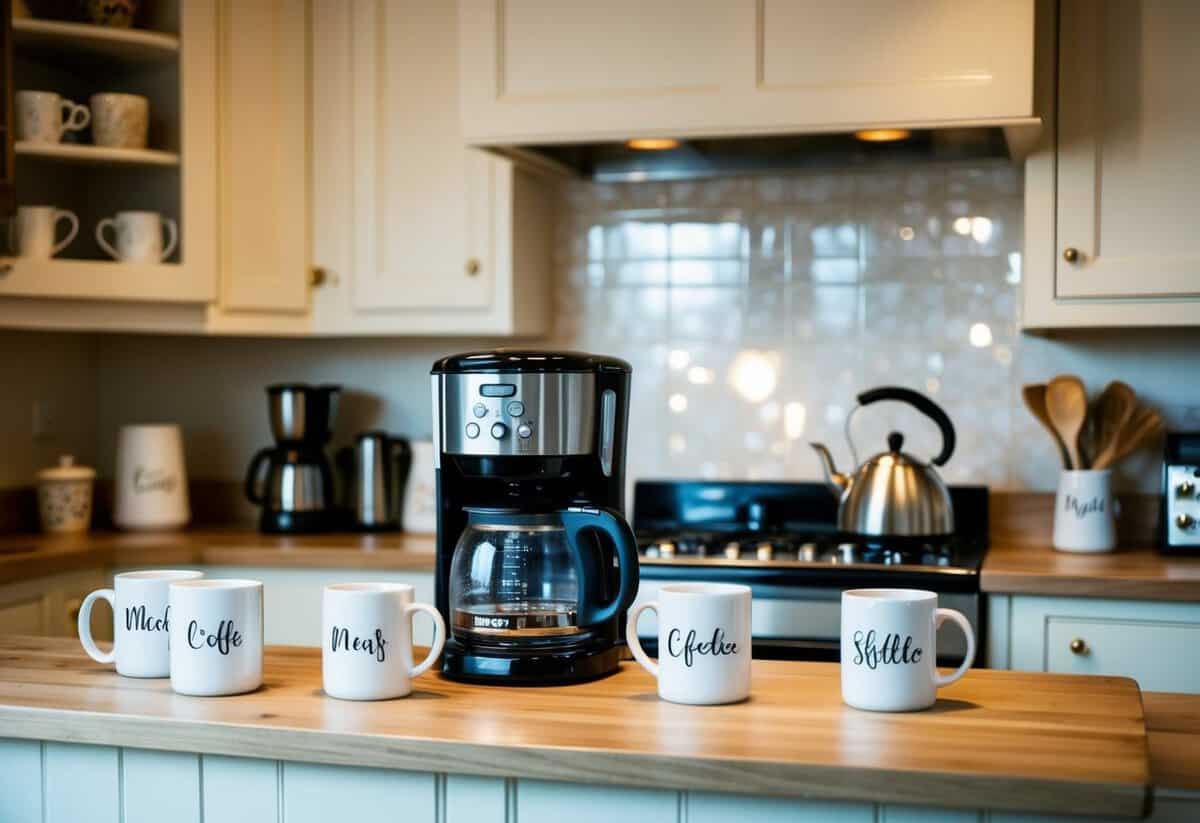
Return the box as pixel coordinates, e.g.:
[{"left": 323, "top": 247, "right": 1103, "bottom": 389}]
[
  {"left": 1022, "top": 0, "right": 1200, "bottom": 328},
  {"left": 988, "top": 594, "right": 1200, "bottom": 694},
  {"left": 309, "top": 0, "right": 552, "bottom": 337},
  {"left": 458, "top": 0, "right": 1037, "bottom": 146},
  {"left": 0, "top": 569, "right": 110, "bottom": 639}
]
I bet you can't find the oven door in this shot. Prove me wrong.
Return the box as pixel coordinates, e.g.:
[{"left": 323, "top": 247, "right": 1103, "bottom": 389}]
[{"left": 630, "top": 577, "right": 981, "bottom": 666}]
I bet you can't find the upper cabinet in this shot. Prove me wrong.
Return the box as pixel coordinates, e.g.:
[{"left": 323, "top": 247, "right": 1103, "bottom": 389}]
[
  {"left": 1022, "top": 0, "right": 1200, "bottom": 328},
  {"left": 459, "top": 0, "right": 1037, "bottom": 145}
]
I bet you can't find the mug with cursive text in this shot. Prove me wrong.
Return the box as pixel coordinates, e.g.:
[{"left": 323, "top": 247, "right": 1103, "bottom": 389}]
[
  {"left": 1052, "top": 469, "right": 1116, "bottom": 553},
  {"left": 626, "top": 583, "right": 751, "bottom": 705},
  {"left": 168, "top": 579, "right": 263, "bottom": 696},
  {"left": 841, "top": 588, "right": 975, "bottom": 712},
  {"left": 78, "top": 570, "right": 204, "bottom": 677},
  {"left": 322, "top": 582, "right": 446, "bottom": 700}
]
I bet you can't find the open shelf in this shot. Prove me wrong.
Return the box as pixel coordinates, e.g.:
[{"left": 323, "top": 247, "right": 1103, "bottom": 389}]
[
  {"left": 0, "top": 258, "right": 212, "bottom": 303},
  {"left": 15, "top": 142, "right": 180, "bottom": 167},
  {"left": 12, "top": 19, "right": 179, "bottom": 65}
]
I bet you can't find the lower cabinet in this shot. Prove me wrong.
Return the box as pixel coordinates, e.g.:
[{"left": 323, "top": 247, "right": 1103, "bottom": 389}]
[
  {"left": 0, "top": 569, "right": 110, "bottom": 640},
  {"left": 987, "top": 594, "right": 1200, "bottom": 694},
  {"left": 3, "top": 742, "right": 1194, "bottom": 823}
]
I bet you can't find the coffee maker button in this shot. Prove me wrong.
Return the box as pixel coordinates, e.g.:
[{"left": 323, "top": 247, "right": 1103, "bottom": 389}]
[
  {"left": 465, "top": 422, "right": 480, "bottom": 439},
  {"left": 517, "top": 423, "right": 533, "bottom": 439},
  {"left": 507, "top": 401, "right": 525, "bottom": 417},
  {"left": 472, "top": 403, "right": 488, "bottom": 418},
  {"left": 490, "top": 422, "right": 509, "bottom": 439}
]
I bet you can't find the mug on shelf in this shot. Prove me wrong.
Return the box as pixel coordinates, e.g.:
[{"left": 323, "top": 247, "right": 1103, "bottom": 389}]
[
  {"left": 15, "top": 90, "right": 90, "bottom": 144},
  {"left": 77, "top": 570, "right": 204, "bottom": 678},
  {"left": 626, "top": 582, "right": 752, "bottom": 705},
  {"left": 1052, "top": 469, "right": 1117, "bottom": 553},
  {"left": 8, "top": 205, "right": 78, "bottom": 259},
  {"left": 840, "top": 588, "right": 975, "bottom": 713},
  {"left": 113, "top": 423, "right": 190, "bottom": 531},
  {"left": 96, "top": 211, "right": 178, "bottom": 263},
  {"left": 89, "top": 92, "right": 150, "bottom": 149},
  {"left": 168, "top": 579, "right": 264, "bottom": 696},
  {"left": 322, "top": 582, "right": 446, "bottom": 701}
]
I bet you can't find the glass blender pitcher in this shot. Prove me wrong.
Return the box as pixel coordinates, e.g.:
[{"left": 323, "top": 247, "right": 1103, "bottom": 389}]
[{"left": 449, "top": 507, "right": 639, "bottom": 650}]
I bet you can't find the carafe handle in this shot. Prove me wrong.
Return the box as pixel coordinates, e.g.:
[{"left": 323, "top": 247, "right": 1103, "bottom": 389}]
[
  {"left": 244, "top": 447, "right": 273, "bottom": 504},
  {"left": 563, "top": 506, "right": 640, "bottom": 626}
]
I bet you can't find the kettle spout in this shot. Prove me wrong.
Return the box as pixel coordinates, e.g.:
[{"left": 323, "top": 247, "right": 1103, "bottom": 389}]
[{"left": 810, "top": 443, "right": 850, "bottom": 497}]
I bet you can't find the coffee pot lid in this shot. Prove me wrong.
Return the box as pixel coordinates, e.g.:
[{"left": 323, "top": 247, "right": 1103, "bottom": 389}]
[{"left": 37, "top": 455, "right": 96, "bottom": 481}]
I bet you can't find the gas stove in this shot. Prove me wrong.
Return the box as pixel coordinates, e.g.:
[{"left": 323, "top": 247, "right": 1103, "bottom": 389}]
[{"left": 628, "top": 480, "right": 989, "bottom": 663}]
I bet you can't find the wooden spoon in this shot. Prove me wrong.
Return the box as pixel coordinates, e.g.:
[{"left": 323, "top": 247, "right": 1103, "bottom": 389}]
[
  {"left": 1093, "top": 406, "right": 1165, "bottom": 469},
  {"left": 1086, "top": 381, "right": 1137, "bottom": 467},
  {"left": 1044, "top": 375, "right": 1088, "bottom": 470},
  {"left": 1022, "top": 383, "right": 1070, "bottom": 468}
]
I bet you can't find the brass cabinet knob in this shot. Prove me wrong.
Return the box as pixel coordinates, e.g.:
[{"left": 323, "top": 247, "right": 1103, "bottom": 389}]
[
  {"left": 1069, "top": 637, "right": 1088, "bottom": 655},
  {"left": 465, "top": 258, "right": 481, "bottom": 277},
  {"left": 309, "top": 267, "right": 327, "bottom": 287},
  {"left": 0, "top": 262, "right": 12, "bottom": 277},
  {"left": 1062, "top": 247, "right": 1080, "bottom": 264}
]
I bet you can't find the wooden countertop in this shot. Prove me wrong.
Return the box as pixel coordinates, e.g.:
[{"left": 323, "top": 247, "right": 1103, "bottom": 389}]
[
  {"left": 981, "top": 543, "right": 1200, "bottom": 601},
  {"left": 0, "top": 636, "right": 1151, "bottom": 817},
  {"left": 0, "top": 528, "right": 436, "bottom": 585},
  {"left": 1144, "top": 691, "right": 1200, "bottom": 791}
]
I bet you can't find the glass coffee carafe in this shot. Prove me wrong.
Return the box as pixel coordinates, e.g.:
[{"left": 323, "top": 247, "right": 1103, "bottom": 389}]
[{"left": 449, "top": 507, "right": 639, "bottom": 649}]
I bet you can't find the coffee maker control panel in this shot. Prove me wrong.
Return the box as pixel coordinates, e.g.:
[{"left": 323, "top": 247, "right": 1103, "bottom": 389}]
[{"left": 438, "top": 372, "right": 598, "bottom": 457}]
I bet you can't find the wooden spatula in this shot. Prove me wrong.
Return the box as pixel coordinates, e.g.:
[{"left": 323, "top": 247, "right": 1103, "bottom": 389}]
[
  {"left": 1044, "top": 375, "right": 1088, "bottom": 470},
  {"left": 1093, "top": 406, "right": 1165, "bottom": 469},
  {"left": 1022, "top": 383, "right": 1070, "bottom": 469}
]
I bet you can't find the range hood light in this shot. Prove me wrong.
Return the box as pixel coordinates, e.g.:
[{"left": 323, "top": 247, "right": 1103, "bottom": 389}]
[
  {"left": 853, "top": 128, "right": 912, "bottom": 143},
  {"left": 626, "top": 137, "right": 681, "bottom": 151}
]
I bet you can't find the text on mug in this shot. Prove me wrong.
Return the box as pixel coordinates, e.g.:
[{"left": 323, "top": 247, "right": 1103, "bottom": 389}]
[
  {"left": 187, "top": 620, "right": 243, "bottom": 655},
  {"left": 852, "top": 629, "right": 923, "bottom": 670},
  {"left": 667, "top": 627, "right": 739, "bottom": 668},
  {"left": 330, "top": 626, "right": 388, "bottom": 662}
]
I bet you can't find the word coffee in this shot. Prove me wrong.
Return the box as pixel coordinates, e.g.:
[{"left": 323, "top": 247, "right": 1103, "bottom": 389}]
[{"left": 187, "top": 619, "right": 244, "bottom": 655}]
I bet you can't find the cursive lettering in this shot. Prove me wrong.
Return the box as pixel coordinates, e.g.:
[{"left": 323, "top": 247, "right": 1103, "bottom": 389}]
[
  {"left": 133, "top": 466, "right": 178, "bottom": 495},
  {"left": 186, "top": 619, "right": 243, "bottom": 655},
  {"left": 851, "top": 629, "right": 923, "bottom": 670},
  {"left": 666, "top": 627, "right": 739, "bottom": 668},
  {"left": 1064, "top": 494, "right": 1104, "bottom": 518},
  {"left": 125, "top": 604, "right": 170, "bottom": 633},
  {"left": 329, "top": 626, "right": 388, "bottom": 662}
]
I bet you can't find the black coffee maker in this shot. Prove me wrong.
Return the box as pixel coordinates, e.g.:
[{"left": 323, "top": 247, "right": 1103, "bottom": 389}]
[
  {"left": 432, "top": 350, "right": 639, "bottom": 685},
  {"left": 245, "top": 383, "right": 340, "bottom": 533}
]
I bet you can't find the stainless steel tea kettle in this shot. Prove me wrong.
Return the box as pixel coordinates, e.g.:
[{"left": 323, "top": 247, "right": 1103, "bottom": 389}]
[{"left": 810, "top": 387, "right": 956, "bottom": 537}]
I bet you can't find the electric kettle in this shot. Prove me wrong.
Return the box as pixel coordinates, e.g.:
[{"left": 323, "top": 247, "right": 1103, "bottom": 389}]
[{"left": 810, "top": 386, "right": 956, "bottom": 537}]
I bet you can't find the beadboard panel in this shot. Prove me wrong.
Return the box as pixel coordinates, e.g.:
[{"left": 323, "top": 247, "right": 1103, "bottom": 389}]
[
  {"left": 445, "top": 774, "right": 509, "bottom": 823},
  {"left": 203, "top": 755, "right": 280, "bottom": 823},
  {"left": 0, "top": 738, "right": 42, "bottom": 822},
  {"left": 281, "top": 761, "right": 437, "bottom": 823},
  {"left": 517, "top": 779, "right": 678, "bottom": 823},
  {"left": 688, "top": 791, "right": 874, "bottom": 822},
  {"left": 122, "top": 748, "right": 201, "bottom": 823},
  {"left": 44, "top": 742, "right": 120, "bottom": 823}
]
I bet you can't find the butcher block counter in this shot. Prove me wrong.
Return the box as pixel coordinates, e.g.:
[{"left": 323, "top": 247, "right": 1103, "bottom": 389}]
[
  {"left": 980, "top": 543, "right": 1200, "bottom": 601},
  {"left": 0, "top": 636, "right": 1153, "bottom": 820}
]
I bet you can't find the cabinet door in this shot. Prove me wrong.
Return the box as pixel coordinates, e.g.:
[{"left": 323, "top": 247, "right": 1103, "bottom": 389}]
[
  {"left": 0, "top": 594, "right": 46, "bottom": 635},
  {"left": 215, "top": 0, "right": 310, "bottom": 315},
  {"left": 1056, "top": 0, "right": 1200, "bottom": 299},
  {"left": 459, "top": 0, "right": 1035, "bottom": 144},
  {"left": 0, "top": 0, "right": 13, "bottom": 218}
]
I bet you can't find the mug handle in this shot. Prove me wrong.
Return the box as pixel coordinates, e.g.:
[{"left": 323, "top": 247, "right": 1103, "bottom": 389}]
[
  {"left": 160, "top": 218, "right": 179, "bottom": 261},
  {"left": 405, "top": 603, "right": 446, "bottom": 678},
  {"left": 95, "top": 218, "right": 120, "bottom": 260},
  {"left": 61, "top": 100, "right": 90, "bottom": 133},
  {"left": 53, "top": 210, "right": 79, "bottom": 255},
  {"left": 933, "top": 608, "right": 976, "bottom": 688},
  {"left": 78, "top": 589, "right": 116, "bottom": 664},
  {"left": 625, "top": 601, "right": 659, "bottom": 678}
]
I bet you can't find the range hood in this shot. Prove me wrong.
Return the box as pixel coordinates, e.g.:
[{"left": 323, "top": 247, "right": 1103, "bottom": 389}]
[{"left": 502, "top": 128, "right": 1016, "bottom": 183}]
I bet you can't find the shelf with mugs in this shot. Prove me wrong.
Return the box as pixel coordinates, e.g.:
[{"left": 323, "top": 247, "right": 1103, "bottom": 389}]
[
  {"left": 0, "top": 259, "right": 208, "bottom": 303},
  {"left": 11, "top": 17, "right": 180, "bottom": 66},
  {"left": 14, "top": 140, "right": 180, "bottom": 166}
]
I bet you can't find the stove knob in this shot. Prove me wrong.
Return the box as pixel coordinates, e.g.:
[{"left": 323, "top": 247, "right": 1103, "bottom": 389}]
[
  {"left": 723, "top": 542, "right": 741, "bottom": 560},
  {"left": 490, "top": 422, "right": 509, "bottom": 439},
  {"left": 756, "top": 542, "right": 774, "bottom": 562},
  {"left": 1178, "top": 480, "right": 1196, "bottom": 497},
  {"left": 658, "top": 541, "right": 676, "bottom": 559},
  {"left": 1177, "top": 514, "right": 1197, "bottom": 531}
]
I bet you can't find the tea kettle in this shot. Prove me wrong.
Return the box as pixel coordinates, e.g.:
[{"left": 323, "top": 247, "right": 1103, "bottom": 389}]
[{"left": 810, "top": 387, "right": 956, "bottom": 537}]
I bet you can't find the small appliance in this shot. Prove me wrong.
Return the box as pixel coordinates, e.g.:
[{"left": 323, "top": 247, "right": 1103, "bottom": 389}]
[
  {"left": 337, "top": 431, "right": 412, "bottom": 531},
  {"left": 811, "top": 386, "right": 956, "bottom": 536},
  {"left": 1163, "top": 432, "right": 1200, "bottom": 553},
  {"left": 431, "top": 349, "right": 638, "bottom": 685},
  {"left": 245, "top": 383, "right": 340, "bottom": 534}
]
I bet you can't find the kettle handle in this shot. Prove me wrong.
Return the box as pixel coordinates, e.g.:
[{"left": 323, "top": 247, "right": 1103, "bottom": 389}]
[
  {"left": 856, "top": 386, "right": 956, "bottom": 466},
  {"left": 562, "top": 506, "right": 640, "bottom": 627}
]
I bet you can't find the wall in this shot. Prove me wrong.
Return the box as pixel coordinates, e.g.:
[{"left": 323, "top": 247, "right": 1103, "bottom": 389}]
[
  {"left": 0, "top": 329, "right": 97, "bottom": 490},
  {"left": 94, "top": 161, "right": 1200, "bottom": 494}
]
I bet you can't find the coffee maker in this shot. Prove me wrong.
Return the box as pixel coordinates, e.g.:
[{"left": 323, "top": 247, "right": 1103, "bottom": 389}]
[
  {"left": 245, "top": 383, "right": 340, "bottom": 533},
  {"left": 431, "top": 350, "right": 639, "bottom": 685}
]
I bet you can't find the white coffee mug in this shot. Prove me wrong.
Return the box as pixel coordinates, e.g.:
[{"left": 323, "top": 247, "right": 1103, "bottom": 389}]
[
  {"left": 78, "top": 570, "right": 204, "bottom": 678},
  {"left": 96, "top": 211, "right": 178, "bottom": 263},
  {"left": 8, "top": 206, "right": 78, "bottom": 258},
  {"left": 113, "top": 423, "right": 190, "bottom": 531},
  {"left": 15, "top": 90, "right": 90, "bottom": 144},
  {"left": 841, "top": 589, "right": 975, "bottom": 712},
  {"left": 322, "top": 583, "right": 446, "bottom": 701},
  {"left": 169, "top": 579, "right": 264, "bottom": 696},
  {"left": 89, "top": 92, "right": 150, "bottom": 149},
  {"left": 626, "top": 583, "right": 751, "bottom": 705},
  {"left": 1053, "top": 469, "right": 1117, "bottom": 553}
]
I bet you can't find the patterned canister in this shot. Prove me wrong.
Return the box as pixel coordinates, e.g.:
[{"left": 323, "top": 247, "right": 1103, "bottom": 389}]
[{"left": 36, "top": 455, "right": 95, "bottom": 534}]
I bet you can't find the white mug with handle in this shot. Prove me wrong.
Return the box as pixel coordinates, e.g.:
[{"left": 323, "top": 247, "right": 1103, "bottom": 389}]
[
  {"left": 841, "top": 588, "right": 976, "bottom": 712},
  {"left": 96, "top": 211, "right": 178, "bottom": 263},
  {"left": 626, "top": 582, "right": 752, "bottom": 705},
  {"left": 15, "top": 90, "right": 90, "bottom": 144},
  {"left": 322, "top": 582, "right": 446, "bottom": 700},
  {"left": 78, "top": 570, "right": 204, "bottom": 678},
  {"left": 8, "top": 206, "right": 78, "bottom": 258}
]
